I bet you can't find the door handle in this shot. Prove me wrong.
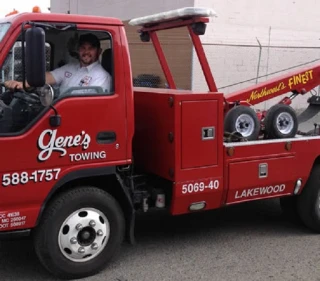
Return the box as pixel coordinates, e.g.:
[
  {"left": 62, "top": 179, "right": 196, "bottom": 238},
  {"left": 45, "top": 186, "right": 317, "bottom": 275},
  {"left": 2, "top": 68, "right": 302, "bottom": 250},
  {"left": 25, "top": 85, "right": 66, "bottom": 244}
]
[
  {"left": 202, "top": 127, "right": 215, "bottom": 140},
  {"left": 96, "top": 131, "right": 116, "bottom": 144}
]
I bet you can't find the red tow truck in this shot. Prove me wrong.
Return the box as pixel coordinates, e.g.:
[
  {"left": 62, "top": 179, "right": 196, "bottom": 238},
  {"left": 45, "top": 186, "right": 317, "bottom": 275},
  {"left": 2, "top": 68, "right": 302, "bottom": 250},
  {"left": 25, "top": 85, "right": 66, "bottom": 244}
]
[{"left": 0, "top": 6, "right": 320, "bottom": 280}]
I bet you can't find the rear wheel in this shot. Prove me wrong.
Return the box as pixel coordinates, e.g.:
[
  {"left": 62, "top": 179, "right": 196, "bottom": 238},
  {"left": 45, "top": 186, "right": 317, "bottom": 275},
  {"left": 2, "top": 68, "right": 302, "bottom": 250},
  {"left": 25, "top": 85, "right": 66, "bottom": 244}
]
[
  {"left": 296, "top": 164, "right": 320, "bottom": 232},
  {"left": 33, "top": 186, "right": 125, "bottom": 280},
  {"left": 279, "top": 196, "right": 300, "bottom": 222}
]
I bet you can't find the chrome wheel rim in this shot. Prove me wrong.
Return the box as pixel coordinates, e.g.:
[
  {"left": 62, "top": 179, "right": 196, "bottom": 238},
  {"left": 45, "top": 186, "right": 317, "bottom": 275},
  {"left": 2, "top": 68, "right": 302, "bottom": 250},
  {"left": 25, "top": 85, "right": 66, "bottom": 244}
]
[
  {"left": 276, "top": 112, "right": 294, "bottom": 135},
  {"left": 235, "top": 114, "right": 255, "bottom": 137},
  {"left": 58, "top": 208, "right": 110, "bottom": 262}
]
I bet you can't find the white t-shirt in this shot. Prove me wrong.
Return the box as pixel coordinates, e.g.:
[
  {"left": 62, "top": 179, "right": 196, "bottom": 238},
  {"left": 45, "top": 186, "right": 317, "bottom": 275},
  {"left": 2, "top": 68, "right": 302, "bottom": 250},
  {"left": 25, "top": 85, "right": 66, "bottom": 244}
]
[{"left": 50, "top": 60, "right": 112, "bottom": 95}]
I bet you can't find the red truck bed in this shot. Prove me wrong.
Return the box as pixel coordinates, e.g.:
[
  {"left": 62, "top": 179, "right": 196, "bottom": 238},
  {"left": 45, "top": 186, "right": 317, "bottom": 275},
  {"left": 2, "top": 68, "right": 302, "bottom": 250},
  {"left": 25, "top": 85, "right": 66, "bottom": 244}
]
[{"left": 132, "top": 87, "right": 319, "bottom": 215}]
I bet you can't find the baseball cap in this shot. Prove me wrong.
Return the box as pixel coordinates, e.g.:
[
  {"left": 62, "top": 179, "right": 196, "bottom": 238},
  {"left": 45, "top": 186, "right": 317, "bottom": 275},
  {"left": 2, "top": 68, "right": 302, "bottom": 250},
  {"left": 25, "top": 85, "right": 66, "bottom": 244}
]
[{"left": 78, "top": 33, "right": 101, "bottom": 49}]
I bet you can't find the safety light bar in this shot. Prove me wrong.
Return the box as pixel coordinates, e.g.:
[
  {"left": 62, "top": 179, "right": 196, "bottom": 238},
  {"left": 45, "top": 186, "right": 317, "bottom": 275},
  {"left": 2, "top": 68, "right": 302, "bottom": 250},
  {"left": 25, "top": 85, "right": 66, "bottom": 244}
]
[{"left": 128, "top": 7, "right": 217, "bottom": 27}]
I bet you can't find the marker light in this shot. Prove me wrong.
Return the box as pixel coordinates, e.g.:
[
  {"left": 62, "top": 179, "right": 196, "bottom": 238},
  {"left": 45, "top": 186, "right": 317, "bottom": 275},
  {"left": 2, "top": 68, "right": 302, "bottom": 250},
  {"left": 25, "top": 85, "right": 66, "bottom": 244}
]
[
  {"left": 32, "top": 6, "right": 41, "bottom": 13},
  {"left": 189, "top": 201, "right": 206, "bottom": 211},
  {"left": 129, "top": 7, "right": 217, "bottom": 26},
  {"left": 294, "top": 178, "right": 302, "bottom": 195}
]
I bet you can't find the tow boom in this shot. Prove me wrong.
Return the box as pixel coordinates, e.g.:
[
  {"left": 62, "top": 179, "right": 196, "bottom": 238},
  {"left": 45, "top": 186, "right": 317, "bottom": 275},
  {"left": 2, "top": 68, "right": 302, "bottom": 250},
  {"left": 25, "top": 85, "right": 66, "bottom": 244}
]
[{"left": 225, "top": 64, "right": 320, "bottom": 106}]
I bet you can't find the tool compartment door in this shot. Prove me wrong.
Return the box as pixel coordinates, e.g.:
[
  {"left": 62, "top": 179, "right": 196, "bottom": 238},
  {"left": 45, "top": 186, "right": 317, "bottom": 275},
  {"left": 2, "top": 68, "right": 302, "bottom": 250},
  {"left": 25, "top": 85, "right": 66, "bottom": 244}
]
[
  {"left": 226, "top": 155, "right": 297, "bottom": 203},
  {"left": 181, "top": 100, "right": 218, "bottom": 169}
]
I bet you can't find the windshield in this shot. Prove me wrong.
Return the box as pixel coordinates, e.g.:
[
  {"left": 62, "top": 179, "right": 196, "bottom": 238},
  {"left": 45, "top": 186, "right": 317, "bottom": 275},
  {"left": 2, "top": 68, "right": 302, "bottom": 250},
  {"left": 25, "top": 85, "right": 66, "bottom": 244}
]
[
  {"left": 0, "top": 23, "right": 10, "bottom": 42},
  {"left": 1, "top": 42, "right": 23, "bottom": 84}
]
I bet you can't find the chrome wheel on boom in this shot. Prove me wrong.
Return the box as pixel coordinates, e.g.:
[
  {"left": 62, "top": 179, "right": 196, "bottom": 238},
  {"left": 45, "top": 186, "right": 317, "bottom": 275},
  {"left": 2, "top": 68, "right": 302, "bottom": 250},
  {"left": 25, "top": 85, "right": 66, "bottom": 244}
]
[
  {"left": 235, "top": 114, "right": 255, "bottom": 138},
  {"left": 275, "top": 112, "right": 294, "bottom": 135},
  {"left": 264, "top": 104, "right": 298, "bottom": 139},
  {"left": 224, "top": 105, "right": 261, "bottom": 141}
]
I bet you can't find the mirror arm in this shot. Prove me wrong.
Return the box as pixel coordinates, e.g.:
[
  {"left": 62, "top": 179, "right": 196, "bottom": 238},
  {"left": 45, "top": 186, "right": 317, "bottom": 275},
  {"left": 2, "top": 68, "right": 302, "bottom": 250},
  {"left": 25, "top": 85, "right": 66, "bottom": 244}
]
[
  {"left": 49, "top": 105, "right": 61, "bottom": 127},
  {"left": 21, "top": 23, "right": 26, "bottom": 91},
  {"left": 50, "top": 104, "right": 58, "bottom": 115}
]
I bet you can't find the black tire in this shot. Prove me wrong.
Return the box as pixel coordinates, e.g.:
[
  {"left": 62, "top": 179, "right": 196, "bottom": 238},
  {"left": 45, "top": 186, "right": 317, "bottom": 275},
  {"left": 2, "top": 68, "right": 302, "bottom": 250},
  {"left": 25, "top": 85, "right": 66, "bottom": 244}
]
[
  {"left": 33, "top": 187, "right": 125, "bottom": 280},
  {"left": 279, "top": 196, "right": 300, "bottom": 222},
  {"left": 296, "top": 164, "right": 320, "bottom": 232},
  {"left": 264, "top": 104, "right": 298, "bottom": 139},
  {"left": 224, "top": 105, "right": 260, "bottom": 141}
]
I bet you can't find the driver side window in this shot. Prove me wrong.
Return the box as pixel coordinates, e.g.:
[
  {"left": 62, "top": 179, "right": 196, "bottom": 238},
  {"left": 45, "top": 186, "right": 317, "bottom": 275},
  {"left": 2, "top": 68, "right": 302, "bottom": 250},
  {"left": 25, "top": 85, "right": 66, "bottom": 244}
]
[
  {"left": 52, "top": 30, "right": 114, "bottom": 98},
  {"left": 0, "top": 41, "right": 52, "bottom": 135},
  {"left": 0, "top": 27, "right": 114, "bottom": 136}
]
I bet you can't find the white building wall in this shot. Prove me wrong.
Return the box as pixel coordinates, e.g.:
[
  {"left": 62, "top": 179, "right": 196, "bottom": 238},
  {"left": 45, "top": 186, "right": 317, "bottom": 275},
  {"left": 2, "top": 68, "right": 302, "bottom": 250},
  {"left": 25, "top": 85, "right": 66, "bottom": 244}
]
[
  {"left": 50, "top": 0, "right": 71, "bottom": 14},
  {"left": 50, "top": 0, "right": 194, "bottom": 20},
  {"left": 193, "top": 0, "right": 320, "bottom": 110}
]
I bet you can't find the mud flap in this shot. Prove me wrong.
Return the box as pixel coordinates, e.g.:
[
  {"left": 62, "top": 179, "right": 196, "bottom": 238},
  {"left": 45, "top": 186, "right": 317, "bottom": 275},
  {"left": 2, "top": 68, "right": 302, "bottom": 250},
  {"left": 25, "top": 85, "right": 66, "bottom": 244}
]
[
  {"left": 115, "top": 173, "right": 136, "bottom": 245},
  {"left": 127, "top": 211, "right": 136, "bottom": 245}
]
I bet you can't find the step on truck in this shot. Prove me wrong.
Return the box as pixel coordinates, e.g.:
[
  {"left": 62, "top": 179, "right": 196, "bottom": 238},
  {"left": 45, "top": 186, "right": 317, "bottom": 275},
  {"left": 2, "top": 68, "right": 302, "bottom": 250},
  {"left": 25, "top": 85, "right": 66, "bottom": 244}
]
[{"left": 1, "top": 6, "right": 320, "bottom": 280}]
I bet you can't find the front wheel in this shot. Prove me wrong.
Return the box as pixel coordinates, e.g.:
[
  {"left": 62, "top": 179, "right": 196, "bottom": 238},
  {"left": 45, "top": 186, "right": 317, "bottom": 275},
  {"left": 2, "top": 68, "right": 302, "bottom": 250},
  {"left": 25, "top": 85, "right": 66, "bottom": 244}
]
[{"left": 33, "top": 187, "right": 125, "bottom": 280}]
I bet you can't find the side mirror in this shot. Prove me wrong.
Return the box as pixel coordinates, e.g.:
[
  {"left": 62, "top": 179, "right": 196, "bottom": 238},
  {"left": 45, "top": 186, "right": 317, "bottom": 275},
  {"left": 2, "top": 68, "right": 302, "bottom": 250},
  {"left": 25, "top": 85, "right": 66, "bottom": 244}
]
[
  {"left": 39, "top": 84, "right": 54, "bottom": 107},
  {"left": 25, "top": 26, "right": 46, "bottom": 87}
]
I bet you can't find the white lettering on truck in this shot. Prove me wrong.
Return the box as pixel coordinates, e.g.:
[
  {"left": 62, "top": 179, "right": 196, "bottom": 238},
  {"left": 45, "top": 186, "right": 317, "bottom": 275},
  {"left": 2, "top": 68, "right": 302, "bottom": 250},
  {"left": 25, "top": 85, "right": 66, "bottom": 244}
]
[
  {"left": 2, "top": 169, "right": 61, "bottom": 187},
  {"left": 37, "top": 129, "right": 107, "bottom": 163},
  {"left": 235, "top": 184, "right": 286, "bottom": 199},
  {"left": 0, "top": 212, "right": 27, "bottom": 229},
  {"left": 38, "top": 129, "right": 91, "bottom": 161},
  {"left": 69, "top": 151, "right": 106, "bottom": 162}
]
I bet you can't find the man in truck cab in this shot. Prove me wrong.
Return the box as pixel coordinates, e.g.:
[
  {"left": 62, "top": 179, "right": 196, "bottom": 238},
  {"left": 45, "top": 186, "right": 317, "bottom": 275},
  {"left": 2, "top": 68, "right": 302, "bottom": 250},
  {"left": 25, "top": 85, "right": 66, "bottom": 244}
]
[{"left": 4, "top": 33, "right": 112, "bottom": 94}]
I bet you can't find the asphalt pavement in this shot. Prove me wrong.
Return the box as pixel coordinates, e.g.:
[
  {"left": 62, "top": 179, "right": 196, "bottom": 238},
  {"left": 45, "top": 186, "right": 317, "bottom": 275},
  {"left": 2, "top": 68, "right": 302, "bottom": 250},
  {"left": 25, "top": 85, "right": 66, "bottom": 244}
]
[{"left": 0, "top": 198, "right": 320, "bottom": 281}]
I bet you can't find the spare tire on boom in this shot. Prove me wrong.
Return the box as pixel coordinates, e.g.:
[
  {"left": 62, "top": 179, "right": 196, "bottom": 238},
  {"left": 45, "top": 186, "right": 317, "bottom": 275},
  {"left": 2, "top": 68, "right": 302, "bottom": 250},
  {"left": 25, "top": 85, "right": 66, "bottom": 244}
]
[
  {"left": 224, "top": 105, "right": 260, "bottom": 141},
  {"left": 263, "top": 104, "right": 298, "bottom": 139}
]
